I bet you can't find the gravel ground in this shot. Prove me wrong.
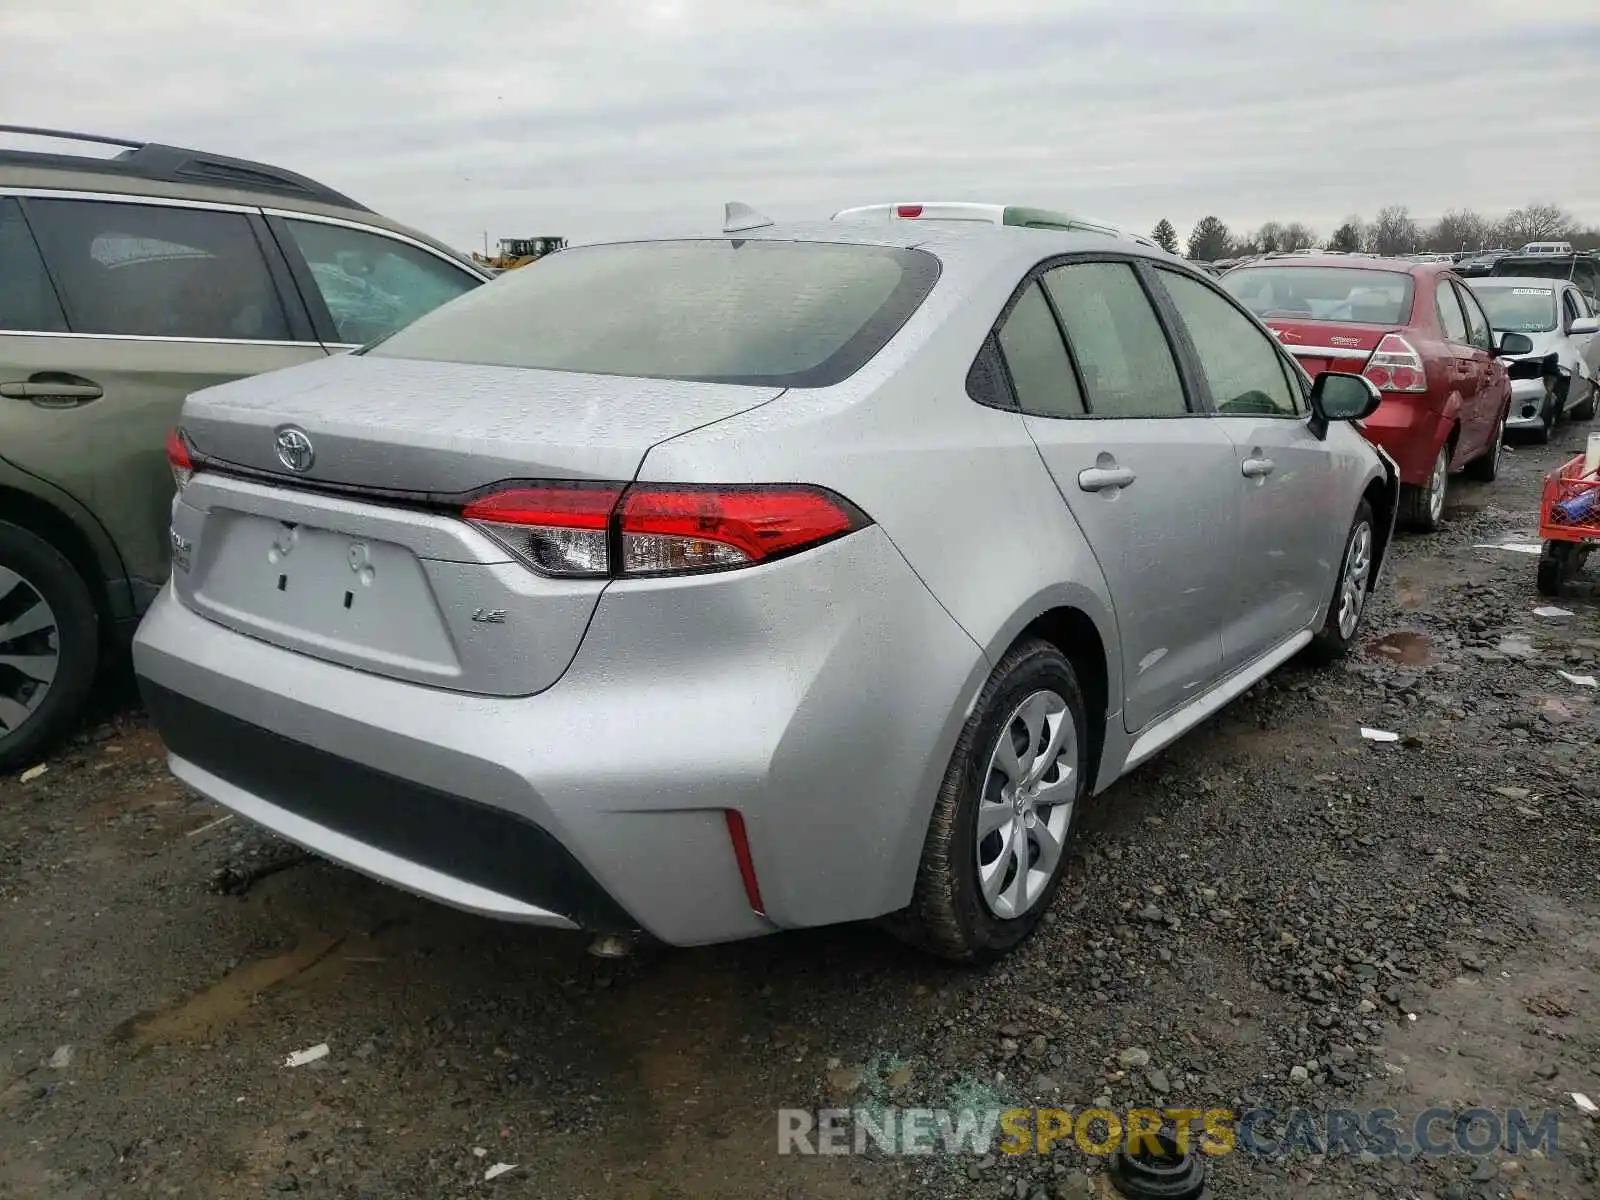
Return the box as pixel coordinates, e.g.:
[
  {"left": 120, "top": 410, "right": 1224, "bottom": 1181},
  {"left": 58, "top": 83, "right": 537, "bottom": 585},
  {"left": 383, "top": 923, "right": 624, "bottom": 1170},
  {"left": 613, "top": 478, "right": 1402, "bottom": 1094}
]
[{"left": 3, "top": 429, "right": 1598, "bottom": 1200}]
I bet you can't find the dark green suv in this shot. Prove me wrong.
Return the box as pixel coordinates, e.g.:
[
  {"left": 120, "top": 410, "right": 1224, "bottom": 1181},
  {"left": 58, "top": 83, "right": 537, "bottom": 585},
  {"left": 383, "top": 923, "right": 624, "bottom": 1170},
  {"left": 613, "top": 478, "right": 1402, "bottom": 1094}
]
[{"left": 0, "top": 126, "right": 490, "bottom": 769}]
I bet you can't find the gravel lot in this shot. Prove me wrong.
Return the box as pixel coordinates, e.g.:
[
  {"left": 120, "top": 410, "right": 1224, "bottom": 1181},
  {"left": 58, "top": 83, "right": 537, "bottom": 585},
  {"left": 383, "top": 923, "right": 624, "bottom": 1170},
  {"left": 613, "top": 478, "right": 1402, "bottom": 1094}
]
[{"left": 3, "top": 430, "right": 1598, "bottom": 1200}]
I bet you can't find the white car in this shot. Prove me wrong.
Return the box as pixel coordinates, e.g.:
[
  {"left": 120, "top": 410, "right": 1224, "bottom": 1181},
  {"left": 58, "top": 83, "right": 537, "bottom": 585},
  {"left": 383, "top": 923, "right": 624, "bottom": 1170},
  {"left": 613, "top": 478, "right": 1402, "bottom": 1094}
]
[
  {"left": 1469, "top": 276, "right": 1600, "bottom": 439},
  {"left": 832, "top": 202, "right": 1166, "bottom": 252}
]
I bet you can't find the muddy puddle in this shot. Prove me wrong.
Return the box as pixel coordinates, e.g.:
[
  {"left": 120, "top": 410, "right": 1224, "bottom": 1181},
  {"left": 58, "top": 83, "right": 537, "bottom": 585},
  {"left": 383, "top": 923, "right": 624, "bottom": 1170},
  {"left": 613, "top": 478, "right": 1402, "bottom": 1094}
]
[{"left": 1365, "top": 630, "right": 1434, "bottom": 666}]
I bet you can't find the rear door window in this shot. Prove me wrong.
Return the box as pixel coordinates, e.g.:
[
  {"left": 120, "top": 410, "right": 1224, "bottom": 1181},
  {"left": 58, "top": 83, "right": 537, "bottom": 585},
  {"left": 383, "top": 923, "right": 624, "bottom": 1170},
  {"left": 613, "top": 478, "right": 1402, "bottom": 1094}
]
[
  {"left": 1156, "top": 269, "right": 1302, "bottom": 416},
  {"left": 0, "top": 198, "right": 67, "bottom": 333},
  {"left": 25, "top": 199, "right": 292, "bottom": 340},
  {"left": 1042, "top": 262, "right": 1188, "bottom": 417},
  {"left": 370, "top": 239, "right": 941, "bottom": 387},
  {"left": 994, "top": 283, "right": 1085, "bottom": 417},
  {"left": 1436, "top": 280, "right": 1469, "bottom": 342},
  {"left": 281, "top": 219, "right": 482, "bottom": 346}
]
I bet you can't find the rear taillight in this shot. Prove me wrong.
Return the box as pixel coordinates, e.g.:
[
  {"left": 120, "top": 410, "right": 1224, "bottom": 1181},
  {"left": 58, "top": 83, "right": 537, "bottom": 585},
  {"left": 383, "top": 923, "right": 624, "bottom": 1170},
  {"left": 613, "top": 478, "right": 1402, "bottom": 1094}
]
[
  {"left": 895, "top": 204, "right": 923, "bottom": 219},
  {"left": 462, "top": 484, "right": 622, "bottom": 578},
  {"left": 462, "top": 482, "right": 868, "bottom": 579},
  {"left": 1362, "top": 334, "right": 1428, "bottom": 393},
  {"left": 166, "top": 427, "right": 194, "bottom": 490}
]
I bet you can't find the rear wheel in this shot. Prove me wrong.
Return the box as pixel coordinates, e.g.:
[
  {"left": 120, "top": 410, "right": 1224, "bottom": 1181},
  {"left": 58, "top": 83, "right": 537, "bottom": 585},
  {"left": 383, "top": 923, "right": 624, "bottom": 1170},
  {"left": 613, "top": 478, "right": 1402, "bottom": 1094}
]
[
  {"left": 1400, "top": 442, "right": 1450, "bottom": 532},
  {"left": 1465, "top": 408, "right": 1506, "bottom": 481},
  {"left": 889, "top": 638, "right": 1087, "bottom": 962},
  {"left": 1537, "top": 540, "right": 1588, "bottom": 597},
  {"left": 1307, "top": 501, "right": 1375, "bottom": 661},
  {"left": 0, "top": 522, "right": 100, "bottom": 774}
]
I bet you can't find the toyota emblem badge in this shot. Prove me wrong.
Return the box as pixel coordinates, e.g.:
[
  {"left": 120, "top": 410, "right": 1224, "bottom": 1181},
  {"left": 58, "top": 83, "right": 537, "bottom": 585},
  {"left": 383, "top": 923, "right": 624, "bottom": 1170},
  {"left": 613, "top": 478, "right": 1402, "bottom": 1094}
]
[{"left": 274, "top": 425, "right": 315, "bottom": 473}]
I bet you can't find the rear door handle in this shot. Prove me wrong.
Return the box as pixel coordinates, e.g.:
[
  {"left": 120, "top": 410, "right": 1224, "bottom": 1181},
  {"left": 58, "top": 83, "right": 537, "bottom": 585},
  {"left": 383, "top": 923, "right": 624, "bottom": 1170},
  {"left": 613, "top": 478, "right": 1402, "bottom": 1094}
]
[
  {"left": 1241, "top": 456, "right": 1276, "bottom": 478},
  {"left": 0, "top": 376, "right": 104, "bottom": 405},
  {"left": 1077, "top": 465, "right": 1137, "bottom": 492}
]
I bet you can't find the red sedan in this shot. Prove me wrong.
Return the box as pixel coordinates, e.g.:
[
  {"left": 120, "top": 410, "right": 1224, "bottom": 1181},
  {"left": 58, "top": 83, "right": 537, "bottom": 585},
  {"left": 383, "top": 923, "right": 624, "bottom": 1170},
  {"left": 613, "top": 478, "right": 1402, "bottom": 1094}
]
[{"left": 1222, "top": 256, "right": 1514, "bottom": 530}]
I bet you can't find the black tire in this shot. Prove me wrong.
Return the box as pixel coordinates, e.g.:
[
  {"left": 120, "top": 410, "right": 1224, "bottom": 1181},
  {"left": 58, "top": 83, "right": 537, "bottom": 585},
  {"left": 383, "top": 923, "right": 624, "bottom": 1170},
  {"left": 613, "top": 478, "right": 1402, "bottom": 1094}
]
[
  {"left": 1536, "top": 541, "right": 1579, "bottom": 597},
  {"left": 1570, "top": 380, "right": 1597, "bottom": 422},
  {"left": 889, "top": 638, "right": 1088, "bottom": 963},
  {"left": 1464, "top": 408, "right": 1506, "bottom": 482},
  {"left": 1399, "top": 442, "right": 1450, "bottom": 532},
  {"left": 0, "top": 521, "right": 100, "bottom": 773},
  {"left": 1307, "top": 500, "right": 1376, "bottom": 662}
]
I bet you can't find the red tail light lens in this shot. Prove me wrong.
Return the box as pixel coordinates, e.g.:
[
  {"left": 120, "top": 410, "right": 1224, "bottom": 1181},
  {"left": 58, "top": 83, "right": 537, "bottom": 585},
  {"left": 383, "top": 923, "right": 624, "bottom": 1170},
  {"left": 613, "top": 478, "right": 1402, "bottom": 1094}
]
[
  {"left": 166, "top": 427, "right": 194, "bottom": 491},
  {"left": 460, "top": 483, "right": 868, "bottom": 578},
  {"left": 463, "top": 484, "right": 622, "bottom": 578},
  {"left": 618, "top": 485, "right": 862, "bottom": 575},
  {"left": 895, "top": 204, "right": 924, "bottom": 218},
  {"left": 1363, "top": 334, "right": 1427, "bottom": 394}
]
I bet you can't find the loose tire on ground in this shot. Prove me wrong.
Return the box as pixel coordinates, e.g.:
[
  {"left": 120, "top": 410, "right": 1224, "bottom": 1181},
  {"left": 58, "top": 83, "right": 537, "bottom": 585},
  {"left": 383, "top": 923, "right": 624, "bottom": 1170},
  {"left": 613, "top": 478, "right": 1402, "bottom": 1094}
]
[
  {"left": 888, "top": 638, "right": 1088, "bottom": 963},
  {"left": 0, "top": 521, "right": 100, "bottom": 773}
]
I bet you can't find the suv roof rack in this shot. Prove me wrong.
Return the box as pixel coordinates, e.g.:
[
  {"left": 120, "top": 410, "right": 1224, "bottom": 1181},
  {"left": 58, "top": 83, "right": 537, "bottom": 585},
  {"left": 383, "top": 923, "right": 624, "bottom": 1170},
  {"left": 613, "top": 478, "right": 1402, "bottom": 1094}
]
[{"left": 0, "top": 124, "right": 369, "bottom": 212}]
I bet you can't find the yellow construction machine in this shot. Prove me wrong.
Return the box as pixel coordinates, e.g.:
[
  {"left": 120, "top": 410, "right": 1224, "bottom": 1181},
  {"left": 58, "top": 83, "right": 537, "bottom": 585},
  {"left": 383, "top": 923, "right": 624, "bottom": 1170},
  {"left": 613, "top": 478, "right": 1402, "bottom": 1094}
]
[{"left": 472, "top": 236, "right": 567, "bottom": 272}]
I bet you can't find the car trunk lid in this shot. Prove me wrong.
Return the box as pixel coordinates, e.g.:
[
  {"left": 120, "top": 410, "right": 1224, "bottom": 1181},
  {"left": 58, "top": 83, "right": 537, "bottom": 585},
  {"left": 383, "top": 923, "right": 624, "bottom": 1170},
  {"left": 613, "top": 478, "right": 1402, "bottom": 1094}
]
[
  {"left": 180, "top": 352, "right": 786, "bottom": 495},
  {"left": 171, "top": 355, "right": 785, "bottom": 696},
  {"left": 1263, "top": 320, "right": 1391, "bottom": 376}
]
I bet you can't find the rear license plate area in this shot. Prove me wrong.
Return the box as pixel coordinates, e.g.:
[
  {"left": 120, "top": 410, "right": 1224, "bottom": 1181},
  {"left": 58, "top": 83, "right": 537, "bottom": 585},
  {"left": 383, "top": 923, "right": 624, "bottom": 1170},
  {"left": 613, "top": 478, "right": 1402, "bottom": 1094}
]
[{"left": 192, "top": 512, "right": 456, "bottom": 667}]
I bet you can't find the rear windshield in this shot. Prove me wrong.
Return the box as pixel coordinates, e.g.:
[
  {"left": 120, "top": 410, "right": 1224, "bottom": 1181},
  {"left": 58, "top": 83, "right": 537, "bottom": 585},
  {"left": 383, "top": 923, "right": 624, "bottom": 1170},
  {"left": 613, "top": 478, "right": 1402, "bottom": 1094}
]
[
  {"left": 367, "top": 239, "right": 940, "bottom": 387},
  {"left": 1471, "top": 285, "right": 1556, "bottom": 333},
  {"left": 1222, "top": 267, "right": 1416, "bottom": 325}
]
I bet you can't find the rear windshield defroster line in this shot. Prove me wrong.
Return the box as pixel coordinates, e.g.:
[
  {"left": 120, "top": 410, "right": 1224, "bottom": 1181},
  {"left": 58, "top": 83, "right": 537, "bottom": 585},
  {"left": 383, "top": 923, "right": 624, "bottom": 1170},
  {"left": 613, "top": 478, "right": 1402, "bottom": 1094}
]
[{"left": 366, "top": 239, "right": 943, "bottom": 388}]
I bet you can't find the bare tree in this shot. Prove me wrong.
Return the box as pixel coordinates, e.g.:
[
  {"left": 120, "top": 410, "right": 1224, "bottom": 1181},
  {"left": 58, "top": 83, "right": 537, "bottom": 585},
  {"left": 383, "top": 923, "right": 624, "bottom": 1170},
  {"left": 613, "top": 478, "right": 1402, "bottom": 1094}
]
[
  {"left": 1150, "top": 219, "right": 1179, "bottom": 254},
  {"left": 1281, "top": 222, "right": 1318, "bottom": 251},
  {"left": 1253, "top": 221, "right": 1286, "bottom": 253},
  {"left": 1496, "top": 203, "right": 1575, "bottom": 247},
  {"left": 1427, "top": 209, "right": 1490, "bottom": 253},
  {"left": 1186, "top": 216, "right": 1233, "bottom": 262},
  {"left": 1328, "top": 219, "right": 1364, "bottom": 253},
  {"left": 1367, "top": 206, "right": 1419, "bottom": 256}
]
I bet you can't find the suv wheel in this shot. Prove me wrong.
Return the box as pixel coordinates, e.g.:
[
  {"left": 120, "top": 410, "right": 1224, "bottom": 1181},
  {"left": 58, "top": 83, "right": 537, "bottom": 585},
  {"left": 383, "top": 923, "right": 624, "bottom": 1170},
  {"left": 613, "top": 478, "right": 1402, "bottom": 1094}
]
[
  {"left": 1400, "top": 443, "right": 1450, "bottom": 532},
  {"left": 1307, "top": 500, "right": 1375, "bottom": 661},
  {"left": 0, "top": 522, "right": 99, "bottom": 773},
  {"left": 889, "top": 638, "right": 1087, "bottom": 962}
]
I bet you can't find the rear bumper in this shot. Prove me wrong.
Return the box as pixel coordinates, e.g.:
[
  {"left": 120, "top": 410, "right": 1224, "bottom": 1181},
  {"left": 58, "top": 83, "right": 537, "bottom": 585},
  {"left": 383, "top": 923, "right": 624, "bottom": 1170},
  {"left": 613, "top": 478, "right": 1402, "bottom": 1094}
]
[
  {"left": 1358, "top": 397, "right": 1450, "bottom": 485},
  {"left": 132, "top": 525, "right": 983, "bottom": 946}
]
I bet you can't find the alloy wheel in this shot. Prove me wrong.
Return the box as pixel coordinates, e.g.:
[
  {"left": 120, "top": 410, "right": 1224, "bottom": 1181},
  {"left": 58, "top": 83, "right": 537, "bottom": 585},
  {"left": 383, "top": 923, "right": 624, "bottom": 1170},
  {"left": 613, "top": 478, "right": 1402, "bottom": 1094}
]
[
  {"left": 976, "top": 689, "right": 1076, "bottom": 919},
  {"left": 1427, "top": 446, "right": 1448, "bottom": 526},
  {"left": 1336, "top": 520, "right": 1373, "bottom": 640},
  {"left": 0, "top": 565, "right": 59, "bottom": 742}
]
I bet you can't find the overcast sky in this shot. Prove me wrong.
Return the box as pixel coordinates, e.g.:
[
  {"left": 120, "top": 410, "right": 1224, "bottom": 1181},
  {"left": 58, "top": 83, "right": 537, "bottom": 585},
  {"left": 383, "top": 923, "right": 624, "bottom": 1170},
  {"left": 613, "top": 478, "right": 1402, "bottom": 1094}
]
[{"left": 4, "top": 0, "right": 1599, "bottom": 253}]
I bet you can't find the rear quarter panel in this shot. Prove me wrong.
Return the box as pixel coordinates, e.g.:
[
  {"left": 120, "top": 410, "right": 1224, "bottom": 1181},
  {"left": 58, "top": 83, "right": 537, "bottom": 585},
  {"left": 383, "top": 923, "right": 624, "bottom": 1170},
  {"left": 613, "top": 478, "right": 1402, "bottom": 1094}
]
[{"left": 636, "top": 253, "right": 1126, "bottom": 901}]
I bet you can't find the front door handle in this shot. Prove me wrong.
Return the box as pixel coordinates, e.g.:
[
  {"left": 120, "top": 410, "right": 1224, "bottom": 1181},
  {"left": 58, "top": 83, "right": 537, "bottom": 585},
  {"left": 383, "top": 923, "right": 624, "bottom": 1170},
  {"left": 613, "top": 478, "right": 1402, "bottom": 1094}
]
[
  {"left": 1078, "top": 465, "right": 1137, "bottom": 492},
  {"left": 0, "top": 374, "right": 104, "bottom": 406},
  {"left": 1241, "top": 456, "right": 1276, "bottom": 478}
]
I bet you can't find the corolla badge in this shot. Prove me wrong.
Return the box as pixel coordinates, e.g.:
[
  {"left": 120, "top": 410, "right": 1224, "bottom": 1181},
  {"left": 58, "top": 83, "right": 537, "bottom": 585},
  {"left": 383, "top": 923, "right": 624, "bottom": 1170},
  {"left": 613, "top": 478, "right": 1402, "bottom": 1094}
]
[{"left": 274, "top": 425, "right": 315, "bottom": 473}]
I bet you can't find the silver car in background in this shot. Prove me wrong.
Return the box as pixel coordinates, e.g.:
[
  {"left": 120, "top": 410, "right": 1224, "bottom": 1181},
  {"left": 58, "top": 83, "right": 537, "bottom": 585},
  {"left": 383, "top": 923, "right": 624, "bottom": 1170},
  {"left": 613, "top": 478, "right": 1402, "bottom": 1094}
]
[
  {"left": 1467, "top": 276, "right": 1600, "bottom": 440},
  {"left": 133, "top": 218, "right": 1398, "bottom": 961}
]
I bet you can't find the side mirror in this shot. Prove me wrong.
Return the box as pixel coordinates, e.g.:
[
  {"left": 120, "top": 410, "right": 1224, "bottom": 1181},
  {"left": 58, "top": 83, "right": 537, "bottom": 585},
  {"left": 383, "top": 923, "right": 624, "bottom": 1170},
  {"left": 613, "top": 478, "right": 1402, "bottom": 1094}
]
[
  {"left": 1495, "top": 331, "right": 1534, "bottom": 356},
  {"left": 1569, "top": 316, "right": 1600, "bottom": 336},
  {"left": 1307, "top": 371, "right": 1382, "bottom": 439}
]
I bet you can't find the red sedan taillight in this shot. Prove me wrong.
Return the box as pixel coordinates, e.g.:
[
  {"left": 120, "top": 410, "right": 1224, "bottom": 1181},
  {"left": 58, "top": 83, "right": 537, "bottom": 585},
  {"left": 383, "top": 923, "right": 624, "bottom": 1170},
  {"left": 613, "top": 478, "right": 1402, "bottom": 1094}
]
[
  {"left": 166, "top": 427, "right": 194, "bottom": 491},
  {"left": 463, "top": 482, "right": 869, "bottom": 579},
  {"left": 1362, "top": 334, "right": 1428, "bottom": 393}
]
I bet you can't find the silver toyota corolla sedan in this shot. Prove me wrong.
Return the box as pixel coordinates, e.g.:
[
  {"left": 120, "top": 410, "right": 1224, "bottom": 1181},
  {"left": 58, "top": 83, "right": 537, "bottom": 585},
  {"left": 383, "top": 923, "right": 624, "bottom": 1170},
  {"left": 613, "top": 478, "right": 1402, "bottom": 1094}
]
[{"left": 133, "top": 218, "right": 1399, "bottom": 961}]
